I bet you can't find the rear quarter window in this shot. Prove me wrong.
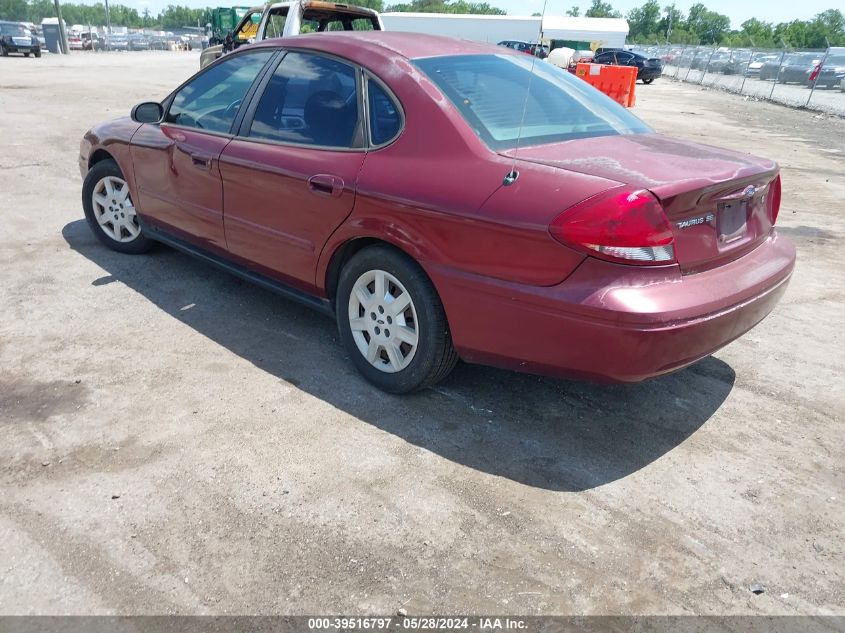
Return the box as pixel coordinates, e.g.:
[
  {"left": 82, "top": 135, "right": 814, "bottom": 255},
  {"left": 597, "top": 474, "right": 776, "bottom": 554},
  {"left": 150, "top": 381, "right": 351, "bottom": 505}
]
[{"left": 367, "top": 79, "right": 402, "bottom": 146}]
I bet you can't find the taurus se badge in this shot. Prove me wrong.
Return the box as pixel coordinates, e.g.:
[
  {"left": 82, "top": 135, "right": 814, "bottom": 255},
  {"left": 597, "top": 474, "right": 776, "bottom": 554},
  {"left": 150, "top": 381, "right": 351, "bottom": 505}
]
[{"left": 677, "top": 214, "right": 716, "bottom": 230}]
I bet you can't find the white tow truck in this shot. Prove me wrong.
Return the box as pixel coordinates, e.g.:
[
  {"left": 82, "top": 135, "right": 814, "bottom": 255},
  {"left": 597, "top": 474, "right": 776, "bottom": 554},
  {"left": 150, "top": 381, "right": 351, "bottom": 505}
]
[{"left": 200, "top": 0, "right": 384, "bottom": 68}]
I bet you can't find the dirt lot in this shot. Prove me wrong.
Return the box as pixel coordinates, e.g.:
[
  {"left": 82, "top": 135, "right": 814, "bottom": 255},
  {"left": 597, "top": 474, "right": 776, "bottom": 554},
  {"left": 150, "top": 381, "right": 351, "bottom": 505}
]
[{"left": 0, "top": 51, "right": 843, "bottom": 616}]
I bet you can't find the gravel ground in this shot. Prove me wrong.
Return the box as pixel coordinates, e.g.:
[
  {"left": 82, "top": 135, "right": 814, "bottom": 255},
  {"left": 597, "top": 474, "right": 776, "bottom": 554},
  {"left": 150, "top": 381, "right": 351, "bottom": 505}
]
[{"left": 0, "top": 51, "right": 843, "bottom": 616}]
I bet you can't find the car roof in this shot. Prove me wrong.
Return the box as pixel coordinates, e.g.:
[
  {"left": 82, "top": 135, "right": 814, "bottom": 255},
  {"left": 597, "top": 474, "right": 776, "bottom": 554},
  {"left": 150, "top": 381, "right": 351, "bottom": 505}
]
[{"left": 254, "top": 30, "right": 508, "bottom": 61}]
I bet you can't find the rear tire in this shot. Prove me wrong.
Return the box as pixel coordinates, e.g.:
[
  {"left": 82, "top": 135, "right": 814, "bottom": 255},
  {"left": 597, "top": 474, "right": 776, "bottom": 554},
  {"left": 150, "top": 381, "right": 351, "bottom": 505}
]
[
  {"left": 336, "top": 245, "right": 458, "bottom": 394},
  {"left": 82, "top": 159, "right": 154, "bottom": 254},
  {"left": 34, "top": 49, "right": 41, "bottom": 58},
  {"left": 0, "top": 45, "right": 7, "bottom": 57},
  {"left": 642, "top": 77, "right": 654, "bottom": 84},
  {"left": 24, "top": 52, "right": 30, "bottom": 57}
]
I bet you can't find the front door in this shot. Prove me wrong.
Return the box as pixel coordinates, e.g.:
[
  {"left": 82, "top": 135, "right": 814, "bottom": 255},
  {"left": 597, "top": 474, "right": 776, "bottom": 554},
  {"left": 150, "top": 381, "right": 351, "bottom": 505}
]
[
  {"left": 130, "top": 49, "right": 275, "bottom": 251},
  {"left": 220, "top": 51, "right": 366, "bottom": 292}
]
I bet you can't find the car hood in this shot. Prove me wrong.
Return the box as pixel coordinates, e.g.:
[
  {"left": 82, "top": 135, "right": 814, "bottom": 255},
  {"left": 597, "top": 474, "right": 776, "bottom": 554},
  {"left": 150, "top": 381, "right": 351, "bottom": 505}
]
[{"left": 498, "top": 133, "right": 777, "bottom": 201}]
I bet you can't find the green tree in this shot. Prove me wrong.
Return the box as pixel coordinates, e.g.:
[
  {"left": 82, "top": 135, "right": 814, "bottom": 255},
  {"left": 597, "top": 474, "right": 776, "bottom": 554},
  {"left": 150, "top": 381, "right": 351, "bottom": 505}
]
[
  {"left": 685, "top": 2, "right": 730, "bottom": 44},
  {"left": 27, "top": 0, "right": 55, "bottom": 22},
  {"left": 584, "top": 0, "right": 621, "bottom": 18},
  {"left": 626, "top": 0, "right": 661, "bottom": 41},
  {"left": 385, "top": 0, "right": 505, "bottom": 13},
  {"left": 736, "top": 17, "right": 775, "bottom": 47},
  {"left": 566, "top": 5, "right": 580, "bottom": 17},
  {"left": 806, "top": 9, "right": 845, "bottom": 46},
  {"left": 0, "top": 0, "right": 28, "bottom": 21},
  {"left": 656, "top": 3, "right": 684, "bottom": 42}
]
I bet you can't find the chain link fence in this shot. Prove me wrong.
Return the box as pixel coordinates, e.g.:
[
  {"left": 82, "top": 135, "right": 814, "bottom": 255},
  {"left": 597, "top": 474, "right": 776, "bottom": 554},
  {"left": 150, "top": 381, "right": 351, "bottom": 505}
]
[{"left": 636, "top": 45, "right": 845, "bottom": 117}]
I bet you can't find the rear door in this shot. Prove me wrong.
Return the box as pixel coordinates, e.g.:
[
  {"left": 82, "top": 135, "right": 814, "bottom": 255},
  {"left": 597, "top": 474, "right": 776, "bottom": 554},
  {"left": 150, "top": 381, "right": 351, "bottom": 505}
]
[
  {"left": 130, "top": 49, "right": 276, "bottom": 251},
  {"left": 219, "top": 50, "right": 366, "bottom": 292}
]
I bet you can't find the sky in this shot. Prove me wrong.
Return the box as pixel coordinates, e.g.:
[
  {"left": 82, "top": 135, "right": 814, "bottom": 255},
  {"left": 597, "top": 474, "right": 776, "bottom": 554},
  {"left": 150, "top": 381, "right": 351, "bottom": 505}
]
[{"left": 127, "top": 0, "right": 837, "bottom": 30}]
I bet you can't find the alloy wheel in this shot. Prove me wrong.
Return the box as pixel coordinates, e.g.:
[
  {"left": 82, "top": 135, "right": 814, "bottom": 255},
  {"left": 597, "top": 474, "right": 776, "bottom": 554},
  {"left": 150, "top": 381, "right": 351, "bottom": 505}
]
[
  {"left": 347, "top": 269, "right": 419, "bottom": 374},
  {"left": 91, "top": 175, "right": 141, "bottom": 243}
]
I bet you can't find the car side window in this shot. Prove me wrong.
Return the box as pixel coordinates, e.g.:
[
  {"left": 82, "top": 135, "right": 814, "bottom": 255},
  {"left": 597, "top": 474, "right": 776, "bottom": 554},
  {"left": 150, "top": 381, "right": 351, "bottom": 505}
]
[
  {"left": 367, "top": 79, "right": 401, "bottom": 146},
  {"left": 234, "top": 11, "right": 261, "bottom": 44},
  {"left": 265, "top": 9, "right": 288, "bottom": 38},
  {"left": 166, "top": 51, "right": 274, "bottom": 134},
  {"left": 247, "top": 51, "right": 360, "bottom": 149}
]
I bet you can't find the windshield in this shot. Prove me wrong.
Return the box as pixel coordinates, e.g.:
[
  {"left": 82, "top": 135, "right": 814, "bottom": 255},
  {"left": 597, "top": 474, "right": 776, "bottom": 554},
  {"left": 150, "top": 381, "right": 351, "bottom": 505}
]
[
  {"left": 414, "top": 54, "right": 651, "bottom": 151},
  {"left": 1, "top": 23, "right": 29, "bottom": 36}
]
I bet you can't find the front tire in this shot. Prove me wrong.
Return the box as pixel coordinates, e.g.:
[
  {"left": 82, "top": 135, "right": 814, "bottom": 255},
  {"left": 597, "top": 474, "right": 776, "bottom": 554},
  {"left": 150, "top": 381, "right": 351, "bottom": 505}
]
[
  {"left": 34, "top": 48, "right": 41, "bottom": 58},
  {"left": 642, "top": 77, "right": 654, "bottom": 84},
  {"left": 336, "top": 246, "right": 458, "bottom": 394},
  {"left": 82, "top": 159, "right": 153, "bottom": 254}
]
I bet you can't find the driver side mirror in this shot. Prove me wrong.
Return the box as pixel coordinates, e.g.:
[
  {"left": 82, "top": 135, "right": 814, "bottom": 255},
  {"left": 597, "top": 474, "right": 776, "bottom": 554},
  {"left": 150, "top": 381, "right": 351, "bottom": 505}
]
[{"left": 131, "top": 102, "right": 163, "bottom": 124}]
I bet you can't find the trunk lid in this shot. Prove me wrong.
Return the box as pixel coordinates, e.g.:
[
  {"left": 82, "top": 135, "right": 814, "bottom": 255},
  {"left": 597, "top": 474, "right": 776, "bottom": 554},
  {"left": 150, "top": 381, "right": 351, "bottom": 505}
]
[{"left": 501, "top": 133, "right": 779, "bottom": 273}]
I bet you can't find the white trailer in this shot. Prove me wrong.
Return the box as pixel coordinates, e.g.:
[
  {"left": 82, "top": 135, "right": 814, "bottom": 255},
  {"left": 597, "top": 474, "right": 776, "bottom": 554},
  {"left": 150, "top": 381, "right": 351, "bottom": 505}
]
[
  {"left": 380, "top": 13, "right": 629, "bottom": 50},
  {"left": 542, "top": 16, "right": 629, "bottom": 50},
  {"left": 380, "top": 13, "right": 542, "bottom": 44}
]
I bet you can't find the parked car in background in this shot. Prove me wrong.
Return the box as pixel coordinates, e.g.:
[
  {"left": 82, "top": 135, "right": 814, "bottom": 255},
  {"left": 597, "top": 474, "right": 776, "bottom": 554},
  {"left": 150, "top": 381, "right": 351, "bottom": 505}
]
[
  {"left": 67, "top": 33, "right": 83, "bottom": 50},
  {"left": 108, "top": 35, "right": 129, "bottom": 51},
  {"left": 720, "top": 51, "right": 752, "bottom": 75},
  {"left": 741, "top": 52, "right": 781, "bottom": 76},
  {"left": 778, "top": 52, "right": 821, "bottom": 84},
  {"left": 149, "top": 35, "right": 169, "bottom": 50},
  {"left": 758, "top": 55, "right": 787, "bottom": 80},
  {"left": 808, "top": 50, "right": 845, "bottom": 88},
  {"left": 0, "top": 20, "right": 41, "bottom": 57},
  {"left": 703, "top": 52, "right": 732, "bottom": 73},
  {"left": 81, "top": 31, "right": 103, "bottom": 50},
  {"left": 78, "top": 33, "right": 794, "bottom": 393},
  {"left": 502, "top": 41, "right": 550, "bottom": 59},
  {"left": 128, "top": 34, "right": 151, "bottom": 51},
  {"left": 593, "top": 49, "right": 663, "bottom": 83},
  {"left": 690, "top": 50, "right": 713, "bottom": 69}
]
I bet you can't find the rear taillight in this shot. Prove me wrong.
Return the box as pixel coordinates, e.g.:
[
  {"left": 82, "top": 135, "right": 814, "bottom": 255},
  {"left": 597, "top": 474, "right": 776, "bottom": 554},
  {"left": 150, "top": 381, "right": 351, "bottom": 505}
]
[
  {"left": 769, "top": 174, "right": 782, "bottom": 225},
  {"left": 549, "top": 188, "right": 676, "bottom": 265}
]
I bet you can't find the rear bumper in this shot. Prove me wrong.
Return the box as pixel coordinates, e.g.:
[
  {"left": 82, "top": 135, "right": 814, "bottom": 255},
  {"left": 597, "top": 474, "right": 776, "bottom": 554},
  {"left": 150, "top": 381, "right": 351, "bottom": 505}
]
[
  {"left": 639, "top": 68, "right": 663, "bottom": 80},
  {"left": 430, "top": 231, "right": 795, "bottom": 383}
]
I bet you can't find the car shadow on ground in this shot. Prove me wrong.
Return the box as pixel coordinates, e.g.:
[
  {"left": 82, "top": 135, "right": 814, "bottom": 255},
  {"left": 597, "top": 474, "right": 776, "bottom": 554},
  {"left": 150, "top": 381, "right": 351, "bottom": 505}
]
[{"left": 63, "top": 220, "right": 736, "bottom": 492}]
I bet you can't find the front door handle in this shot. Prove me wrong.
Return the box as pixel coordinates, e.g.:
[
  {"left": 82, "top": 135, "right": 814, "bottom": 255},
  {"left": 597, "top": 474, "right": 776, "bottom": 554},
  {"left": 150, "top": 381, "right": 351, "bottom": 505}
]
[
  {"left": 307, "top": 174, "right": 344, "bottom": 198},
  {"left": 191, "top": 153, "right": 212, "bottom": 170}
]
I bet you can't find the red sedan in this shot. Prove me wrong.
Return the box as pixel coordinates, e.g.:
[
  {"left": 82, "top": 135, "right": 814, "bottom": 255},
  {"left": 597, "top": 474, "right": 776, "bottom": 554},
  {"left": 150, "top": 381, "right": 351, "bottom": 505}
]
[{"left": 78, "top": 32, "right": 795, "bottom": 393}]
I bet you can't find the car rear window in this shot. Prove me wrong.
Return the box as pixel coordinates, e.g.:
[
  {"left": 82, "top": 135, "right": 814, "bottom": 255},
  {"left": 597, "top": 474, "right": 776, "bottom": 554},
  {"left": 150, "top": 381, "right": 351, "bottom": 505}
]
[{"left": 414, "top": 54, "right": 651, "bottom": 151}]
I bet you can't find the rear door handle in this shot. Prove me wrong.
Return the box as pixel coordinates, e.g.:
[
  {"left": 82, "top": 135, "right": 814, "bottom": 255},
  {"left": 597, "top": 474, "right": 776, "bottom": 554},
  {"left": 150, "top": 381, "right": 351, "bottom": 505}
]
[
  {"left": 191, "top": 153, "right": 212, "bottom": 170},
  {"left": 307, "top": 174, "right": 344, "bottom": 198}
]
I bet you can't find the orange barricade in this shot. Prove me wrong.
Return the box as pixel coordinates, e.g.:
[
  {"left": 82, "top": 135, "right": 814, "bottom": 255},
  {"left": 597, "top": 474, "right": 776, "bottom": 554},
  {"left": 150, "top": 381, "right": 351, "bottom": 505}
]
[{"left": 575, "top": 63, "right": 638, "bottom": 108}]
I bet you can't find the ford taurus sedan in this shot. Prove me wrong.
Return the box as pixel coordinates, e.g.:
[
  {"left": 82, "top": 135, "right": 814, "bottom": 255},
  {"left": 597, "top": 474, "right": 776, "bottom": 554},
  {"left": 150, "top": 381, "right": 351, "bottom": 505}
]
[{"left": 78, "top": 32, "right": 795, "bottom": 393}]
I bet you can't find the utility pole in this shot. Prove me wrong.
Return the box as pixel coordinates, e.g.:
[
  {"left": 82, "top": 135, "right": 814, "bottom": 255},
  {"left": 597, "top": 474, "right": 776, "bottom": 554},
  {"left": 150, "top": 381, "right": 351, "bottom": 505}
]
[
  {"left": 54, "top": 0, "right": 68, "bottom": 54},
  {"left": 666, "top": 6, "right": 673, "bottom": 44},
  {"left": 104, "top": 0, "right": 112, "bottom": 50}
]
